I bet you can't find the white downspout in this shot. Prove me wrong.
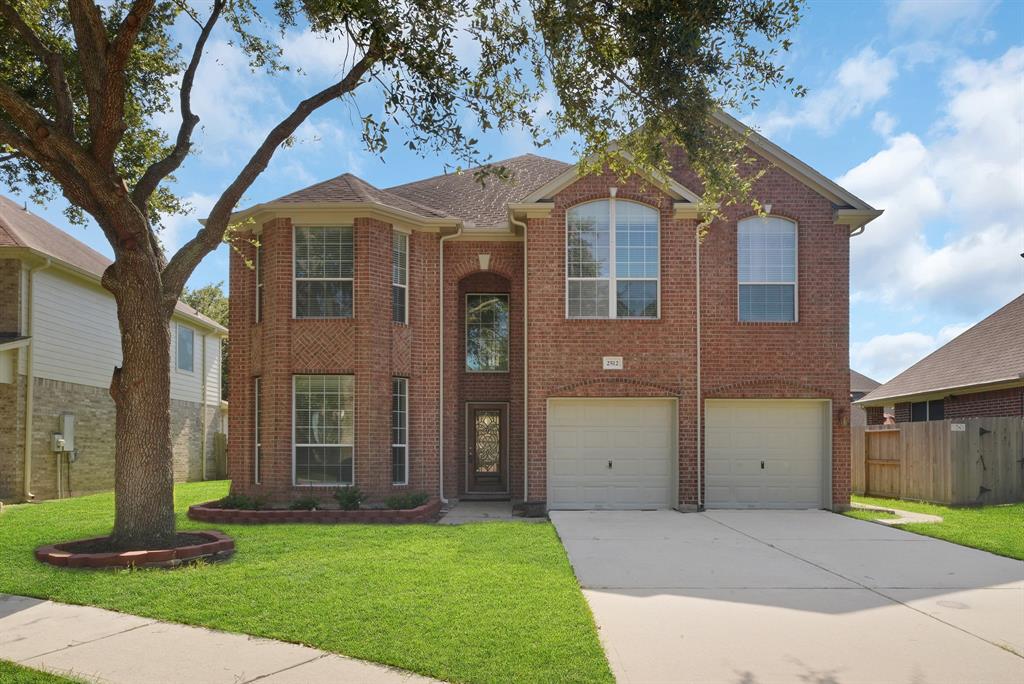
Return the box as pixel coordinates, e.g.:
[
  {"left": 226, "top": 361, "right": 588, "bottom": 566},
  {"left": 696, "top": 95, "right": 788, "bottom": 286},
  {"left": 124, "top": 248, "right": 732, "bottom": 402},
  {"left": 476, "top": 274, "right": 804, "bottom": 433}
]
[
  {"left": 200, "top": 331, "right": 208, "bottom": 481},
  {"left": 23, "top": 257, "right": 52, "bottom": 500},
  {"left": 509, "top": 213, "right": 529, "bottom": 504},
  {"left": 438, "top": 225, "right": 463, "bottom": 504},
  {"left": 695, "top": 228, "right": 703, "bottom": 511}
]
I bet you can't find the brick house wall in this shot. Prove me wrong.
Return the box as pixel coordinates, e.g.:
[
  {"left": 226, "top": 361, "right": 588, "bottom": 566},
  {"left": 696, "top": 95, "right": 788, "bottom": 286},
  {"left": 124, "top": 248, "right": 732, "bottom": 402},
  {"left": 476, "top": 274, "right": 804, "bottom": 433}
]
[
  {"left": 892, "top": 387, "right": 1024, "bottom": 423},
  {"left": 229, "top": 152, "right": 853, "bottom": 509}
]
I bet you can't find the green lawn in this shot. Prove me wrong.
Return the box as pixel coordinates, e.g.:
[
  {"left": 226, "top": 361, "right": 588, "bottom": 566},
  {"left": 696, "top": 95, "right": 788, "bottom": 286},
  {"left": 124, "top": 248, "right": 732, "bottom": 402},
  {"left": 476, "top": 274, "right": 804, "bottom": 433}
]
[
  {"left": 0, "top": 481, "right": 611, "bottom": 684},
  {"left": 0, "top": 661, "right": 82, "bottom": 683},
  {"left": 849, "top": 495, "right": 1024, "bottom": 561}
]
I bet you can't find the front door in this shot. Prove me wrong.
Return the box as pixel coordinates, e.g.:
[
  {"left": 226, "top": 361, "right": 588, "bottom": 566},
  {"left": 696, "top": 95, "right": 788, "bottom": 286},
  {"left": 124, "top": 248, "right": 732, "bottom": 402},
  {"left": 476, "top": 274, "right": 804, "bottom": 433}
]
[{"left": 467, "top": 403, "right": 507, "bottom": 493}]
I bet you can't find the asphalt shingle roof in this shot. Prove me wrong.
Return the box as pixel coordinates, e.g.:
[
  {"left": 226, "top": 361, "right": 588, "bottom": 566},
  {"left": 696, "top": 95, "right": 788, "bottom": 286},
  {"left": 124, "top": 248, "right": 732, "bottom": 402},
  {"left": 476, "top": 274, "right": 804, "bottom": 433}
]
[
  {"left": 859, "top": 294, "right": 1024, "bottom": 403},
  {"left": 0, "top": 195, "right": 225, "bottom": 332},
  {"left": 272, "top": 173, "right": 451, "bottom": 218},
  {"left": 385, "top": 154, "right": 571, "bottom": 227},
  {"left": 850, "top": 370, "right": 880, "bottom": 394}
]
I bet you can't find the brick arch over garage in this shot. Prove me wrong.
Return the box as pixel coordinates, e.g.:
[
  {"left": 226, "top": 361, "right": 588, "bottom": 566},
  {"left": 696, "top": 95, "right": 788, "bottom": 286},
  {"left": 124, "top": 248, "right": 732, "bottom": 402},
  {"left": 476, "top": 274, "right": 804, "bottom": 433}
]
[
  {"left": 549, "top": 377, "right": 683, "bottom": 398},
  {"left": 703, "top": 376, "right": 834, "bottom": 398}
]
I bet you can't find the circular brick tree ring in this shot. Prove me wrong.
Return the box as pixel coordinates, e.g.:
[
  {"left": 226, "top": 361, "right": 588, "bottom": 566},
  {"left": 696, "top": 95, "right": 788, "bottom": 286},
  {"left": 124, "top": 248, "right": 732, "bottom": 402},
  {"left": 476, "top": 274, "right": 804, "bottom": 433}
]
[{"left": 35, "top": 531, "right": 234, "bottom": 569}]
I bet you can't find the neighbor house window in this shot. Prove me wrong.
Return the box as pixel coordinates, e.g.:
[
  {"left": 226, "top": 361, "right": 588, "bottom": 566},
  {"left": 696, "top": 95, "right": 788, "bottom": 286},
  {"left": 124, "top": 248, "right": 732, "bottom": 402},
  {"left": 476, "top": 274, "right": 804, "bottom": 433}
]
[
  {"left": 254, "top": 377, "right": 262, "bottom": 484},
  {"left": 911, "top": 399, "right": 944, "bottom": 422},
  {"left": 293, "top": 375, "right": 354, "bottom": 485},
  {"left": 392, "top": 377, "right": 408, "bottom": 485},
  {"left": 466, "top": 294, "right": 509, "bottom": 372},
  {"left": 294, "top": 226, "right": 354, "bottom": 318},
  {"left": 392, "top": 231, "right": 408, "bottom": 323},
  {"left": 738, "top": 216, "right": 797, "bottom": 322},
  {"left": 566, "top": 199, "right": 659, "bottom": 319},
  {"left": 176, "top": 324, "right": 194, "bottom": 372},
  {"left": 255, "top": 241, "right": 264, "bottom": 323}
]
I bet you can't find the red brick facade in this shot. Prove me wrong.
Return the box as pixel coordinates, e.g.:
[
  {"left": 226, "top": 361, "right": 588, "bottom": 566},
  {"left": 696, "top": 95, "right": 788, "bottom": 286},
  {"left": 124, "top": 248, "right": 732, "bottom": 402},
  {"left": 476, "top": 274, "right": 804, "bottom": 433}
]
[
  {"left": 892, "top": 387, "right": 1024, "bottom": 423},
  {"left": 228, "top": 156, "right": 854, "bottom": 509}
]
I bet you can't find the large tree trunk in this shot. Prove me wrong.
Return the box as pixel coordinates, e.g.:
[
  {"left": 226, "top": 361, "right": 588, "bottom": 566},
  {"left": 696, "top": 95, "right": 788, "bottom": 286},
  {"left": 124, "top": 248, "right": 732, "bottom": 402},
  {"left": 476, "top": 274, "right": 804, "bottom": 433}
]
[{"left": 108, "top": 260, "right": 176, "bottom": 549}]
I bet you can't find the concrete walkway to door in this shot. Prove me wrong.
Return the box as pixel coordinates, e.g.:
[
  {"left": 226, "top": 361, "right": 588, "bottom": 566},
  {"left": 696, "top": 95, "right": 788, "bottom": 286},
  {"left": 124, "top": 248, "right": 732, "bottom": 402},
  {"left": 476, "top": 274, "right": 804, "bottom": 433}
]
[{"left": 551, "top": 509, "right": 1024, "bottom": 684}]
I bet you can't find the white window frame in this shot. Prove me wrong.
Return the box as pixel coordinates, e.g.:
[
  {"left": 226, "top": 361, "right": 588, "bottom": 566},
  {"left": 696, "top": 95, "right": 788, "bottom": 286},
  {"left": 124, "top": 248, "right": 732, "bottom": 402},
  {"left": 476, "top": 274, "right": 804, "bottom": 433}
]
[
  {"left": 291, "top": 374, "right": 355, "bottom": 487},
  {"left": 392, "top": 229, "right": 409, "bottom": 324},
  {"left": 737, "top": 216, "right": 799, "bottom": 323},
  {"left": 292, "top": 225, "right": 355, "bottom": 319},
  {"left": 564, "top": 198, "right": 661, "bottom": 320},
  {"left": 465, "top": 293, "right": 510, "bottom": 373},
  {"left": 391, "top": 377, "right": 409, "bottom": 485},
  {"left": 255, "top": 241, "right": 264, "bottom": 323},
  {"left": 254, "top": 377, "right": 262, "bottom": 485},
  {"left": 175, "top": 323, "right": 195, "bottom": 373}
]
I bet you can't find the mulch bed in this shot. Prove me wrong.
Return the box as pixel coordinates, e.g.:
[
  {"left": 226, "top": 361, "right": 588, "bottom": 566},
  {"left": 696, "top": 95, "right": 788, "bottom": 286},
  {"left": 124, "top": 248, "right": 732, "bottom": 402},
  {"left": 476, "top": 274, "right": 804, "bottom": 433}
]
[
  {"left": 187, "top": 498, "right": 442, "bottom": 524},
  {"left": 35, "top": 530, "right": 234, "bottom": 569}
]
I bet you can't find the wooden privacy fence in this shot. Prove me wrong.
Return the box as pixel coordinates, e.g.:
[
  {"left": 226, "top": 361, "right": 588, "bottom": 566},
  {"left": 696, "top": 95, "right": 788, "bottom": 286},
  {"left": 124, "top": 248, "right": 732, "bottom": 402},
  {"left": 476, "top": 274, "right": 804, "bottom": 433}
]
[{"left": 852, "top": 417, "right": 1024, "bottom": 505}]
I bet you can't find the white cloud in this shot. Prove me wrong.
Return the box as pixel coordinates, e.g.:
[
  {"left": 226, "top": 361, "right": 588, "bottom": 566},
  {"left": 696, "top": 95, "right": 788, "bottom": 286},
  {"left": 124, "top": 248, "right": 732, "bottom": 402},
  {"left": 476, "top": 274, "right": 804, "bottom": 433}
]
[
  {"left": 158, "top": 192, "right": 217, "bottom": 253},
  {"left": 872, "top": 110, "right": 897, "bottom": 136},
  {"left": 852, "top": 322, "right": 971, "bottom": 382},
  {"left": 755, "top": 47, "right": 898, "bottom": 137},
  {"left": 280, "top": 28, "right": 361, "bottom": 79},
  {"left": 840, "top": 47, "right": 1024, "bottom": 316},
  {"left": 888, "top": 0, "right": 997, "bottom": 36}
]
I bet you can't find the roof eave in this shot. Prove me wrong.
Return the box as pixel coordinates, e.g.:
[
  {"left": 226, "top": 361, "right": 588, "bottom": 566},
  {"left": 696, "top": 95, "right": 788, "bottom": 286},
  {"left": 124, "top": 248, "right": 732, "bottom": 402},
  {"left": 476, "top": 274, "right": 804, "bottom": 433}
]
[
  {"left": 221, "top": 201, "right": 463, "bottom": 232},
  {"left": 856, "top": 377, "right": 1024, "bottom": 407}
]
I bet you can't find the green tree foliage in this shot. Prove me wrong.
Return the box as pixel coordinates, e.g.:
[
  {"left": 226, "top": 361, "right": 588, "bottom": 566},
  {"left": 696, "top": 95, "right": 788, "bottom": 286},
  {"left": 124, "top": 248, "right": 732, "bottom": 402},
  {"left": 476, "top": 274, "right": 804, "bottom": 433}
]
[
  {"left": 181, "top": 281, "right": 228, "bottom": 399},
  {"left": 0, "top": 0, "right": 803, "bottom": 546}
]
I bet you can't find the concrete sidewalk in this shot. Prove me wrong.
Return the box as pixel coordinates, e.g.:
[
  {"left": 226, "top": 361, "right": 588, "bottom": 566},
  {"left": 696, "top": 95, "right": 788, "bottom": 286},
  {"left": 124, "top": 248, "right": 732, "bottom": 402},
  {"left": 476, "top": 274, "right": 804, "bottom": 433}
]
[{"left": 0, "top": 594, "right": 439, "bottom": 684}]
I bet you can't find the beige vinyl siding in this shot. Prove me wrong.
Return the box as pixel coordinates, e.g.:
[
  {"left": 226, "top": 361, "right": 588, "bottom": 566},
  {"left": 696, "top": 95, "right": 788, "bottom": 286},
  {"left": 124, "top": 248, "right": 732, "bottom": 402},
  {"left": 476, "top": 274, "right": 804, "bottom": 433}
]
[{"left": 32, "top": 267, "right": 221, "bottom": 402}]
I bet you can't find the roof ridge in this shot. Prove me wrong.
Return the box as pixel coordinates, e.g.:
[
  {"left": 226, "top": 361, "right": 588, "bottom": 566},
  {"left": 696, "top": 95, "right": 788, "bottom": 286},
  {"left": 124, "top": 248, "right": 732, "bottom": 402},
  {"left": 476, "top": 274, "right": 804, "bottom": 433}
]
[{"left": 384, "top": 153, "right": 569, "bottom": 191}]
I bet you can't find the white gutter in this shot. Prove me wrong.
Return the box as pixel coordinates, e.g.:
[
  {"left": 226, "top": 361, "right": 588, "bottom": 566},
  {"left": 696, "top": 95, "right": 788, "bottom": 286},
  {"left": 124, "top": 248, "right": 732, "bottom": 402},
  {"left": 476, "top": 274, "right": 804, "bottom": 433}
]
[
  {"left": 438, "top": 226, "right": 463, "bottom": 504},
  {"left": 23, "top": 257, "right": 52, "bottom": 500},
  {"left": 695, "top": 229, "right": 703, "bottom": 511},
  {"left": 200, "top": 331, "right": 208, "bottom": 481},
  {"left": 509, "top": 213, "right": 529, "bottom": 503}
]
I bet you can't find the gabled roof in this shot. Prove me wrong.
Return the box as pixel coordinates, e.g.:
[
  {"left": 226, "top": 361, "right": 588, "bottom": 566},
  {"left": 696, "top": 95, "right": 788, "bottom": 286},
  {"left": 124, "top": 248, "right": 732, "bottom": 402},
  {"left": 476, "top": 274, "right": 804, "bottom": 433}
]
[
  {"left": 850, "top": 370, "right": 880, "bottom": 394},
  {"left": 858, "top": 294, "right": 1024, "bottom": 405},
  {"left": 385, "top": 154, "right": 571, "bottom": 227},
  {"left": 0, "top": 195, "right": 226, "bottom": 334}
]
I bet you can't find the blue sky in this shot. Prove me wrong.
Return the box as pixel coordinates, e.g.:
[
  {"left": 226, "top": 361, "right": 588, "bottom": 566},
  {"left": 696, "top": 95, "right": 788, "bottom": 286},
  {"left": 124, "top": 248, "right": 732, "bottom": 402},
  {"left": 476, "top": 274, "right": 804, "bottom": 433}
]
[{"left": 3, "top": 0, "right": 1022, "bottom": 382}]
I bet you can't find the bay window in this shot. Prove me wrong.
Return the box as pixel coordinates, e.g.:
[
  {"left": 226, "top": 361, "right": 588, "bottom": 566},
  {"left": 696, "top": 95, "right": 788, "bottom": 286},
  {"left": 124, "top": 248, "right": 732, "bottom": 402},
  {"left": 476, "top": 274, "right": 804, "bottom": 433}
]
[
  {"left": 293, "top": 375, "right": 354, "bottom": 485},
  {"left": 294, "top": 226, "right": 354, "bottom": 318}
]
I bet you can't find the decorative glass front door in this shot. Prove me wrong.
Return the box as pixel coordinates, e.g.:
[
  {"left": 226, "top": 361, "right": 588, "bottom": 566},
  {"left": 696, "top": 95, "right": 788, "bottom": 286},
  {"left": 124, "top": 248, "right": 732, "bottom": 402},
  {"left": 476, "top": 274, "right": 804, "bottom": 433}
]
[{"left": 467, "top": 404, "right": 507, "bottom": 492}]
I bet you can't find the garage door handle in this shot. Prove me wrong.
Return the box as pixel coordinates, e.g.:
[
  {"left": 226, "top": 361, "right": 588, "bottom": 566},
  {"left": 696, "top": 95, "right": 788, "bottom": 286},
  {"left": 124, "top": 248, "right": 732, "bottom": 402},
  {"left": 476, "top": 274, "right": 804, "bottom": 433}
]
[
  {"left": 761, "top": 461, "right": 765, "bottom": 470},
  {"left": 608, "top": 460, "right": 613, "bottom": 469}
]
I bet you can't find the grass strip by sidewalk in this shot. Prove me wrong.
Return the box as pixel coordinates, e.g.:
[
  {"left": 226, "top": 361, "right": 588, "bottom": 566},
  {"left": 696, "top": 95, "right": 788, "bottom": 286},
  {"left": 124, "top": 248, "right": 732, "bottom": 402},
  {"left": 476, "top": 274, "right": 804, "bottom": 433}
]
[
  {"left": 849, "top": 496, "right": 1024, "bottom": 560},
  {"left": 0, "top": 481, "right": 612, "bottom": 684},
  {"left": 0, "top": 661, "right": 84, "bottom": 683}
]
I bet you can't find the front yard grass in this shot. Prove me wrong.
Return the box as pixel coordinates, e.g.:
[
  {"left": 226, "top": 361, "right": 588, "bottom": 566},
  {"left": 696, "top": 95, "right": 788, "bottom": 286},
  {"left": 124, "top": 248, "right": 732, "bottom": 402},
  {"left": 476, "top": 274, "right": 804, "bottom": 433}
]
[
  {"left": 0, "top": 661, "right": 82, "bottom": 683},
  {"left": 849, "top": 495, "right": 1024, "bottom": 561},
  {"left": 0, "top": 481, "right": 612, "bottom": 684}
]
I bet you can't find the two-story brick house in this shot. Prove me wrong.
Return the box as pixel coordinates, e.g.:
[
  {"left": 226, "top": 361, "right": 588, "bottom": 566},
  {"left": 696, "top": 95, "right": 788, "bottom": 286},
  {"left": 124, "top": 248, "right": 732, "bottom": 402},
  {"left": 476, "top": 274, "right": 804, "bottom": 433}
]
[{"left": 227, "top": 113, "right": 881, "bottom": 511}]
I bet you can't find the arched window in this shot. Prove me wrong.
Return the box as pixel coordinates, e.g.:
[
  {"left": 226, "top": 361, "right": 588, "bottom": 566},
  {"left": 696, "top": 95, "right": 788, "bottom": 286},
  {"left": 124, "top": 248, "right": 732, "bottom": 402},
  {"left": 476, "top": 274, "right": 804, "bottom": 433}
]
[
  {"left": 566, "top": 199, "right": 660, "bottom": 319},
  {"left": 737, "top": 216, "right": 797, "bottom": 322}
]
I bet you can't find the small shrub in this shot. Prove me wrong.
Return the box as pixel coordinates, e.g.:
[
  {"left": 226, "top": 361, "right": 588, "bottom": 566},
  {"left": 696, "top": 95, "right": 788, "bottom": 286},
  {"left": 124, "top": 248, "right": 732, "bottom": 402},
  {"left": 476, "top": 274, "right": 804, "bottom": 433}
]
[
  {"left": 385, "top": 492, "right": 430, "bottom": 510},
  {"left": 334, "top": 486, "right": 363, "bottom": 511},
  {"left": 289, "top": 497, "right": 320, "bottom": 511},
  {"left": 215, "top": 493, "right": 264, "bottom": 510}
]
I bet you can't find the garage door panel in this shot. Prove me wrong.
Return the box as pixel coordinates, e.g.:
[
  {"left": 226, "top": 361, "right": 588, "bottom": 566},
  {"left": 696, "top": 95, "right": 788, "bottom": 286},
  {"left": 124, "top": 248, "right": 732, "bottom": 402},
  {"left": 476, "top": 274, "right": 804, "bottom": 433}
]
[
  {"left": 548, "top": 399, "right": 676, "bottom": 510},
  {"left": 705, "top": 400, "right": 827, "bottom": 509}
]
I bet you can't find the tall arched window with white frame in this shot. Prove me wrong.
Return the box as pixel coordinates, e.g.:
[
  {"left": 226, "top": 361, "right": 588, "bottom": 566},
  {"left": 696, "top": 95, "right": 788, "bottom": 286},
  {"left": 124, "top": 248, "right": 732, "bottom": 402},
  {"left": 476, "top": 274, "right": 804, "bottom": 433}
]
[
  {"left": 566, "top": 199, "right": 660, "bottom": 319},
  {"left": 737, "top": 216, "right": 798, "bottom": 322}
]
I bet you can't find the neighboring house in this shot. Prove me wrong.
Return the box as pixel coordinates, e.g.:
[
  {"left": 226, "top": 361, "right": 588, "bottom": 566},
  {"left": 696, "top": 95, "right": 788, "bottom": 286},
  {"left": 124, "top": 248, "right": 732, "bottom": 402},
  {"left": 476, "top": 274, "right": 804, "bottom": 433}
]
[
  {"left": 0, "top": 196, "right": 227, "bottom": 502},
  {"left": 850, "top": 370, "right": 881, "bottom": 427},
  {"left": 227, "top": 111, "right": 882, "bottom": 512},
  {"left": 857, "top": 294, "right": 1024, "bottom": 424}
]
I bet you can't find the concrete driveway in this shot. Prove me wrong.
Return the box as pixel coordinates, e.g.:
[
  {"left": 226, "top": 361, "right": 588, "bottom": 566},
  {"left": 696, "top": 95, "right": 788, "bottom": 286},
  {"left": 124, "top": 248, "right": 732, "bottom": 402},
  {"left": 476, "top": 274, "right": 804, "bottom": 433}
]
[{"left": 551, "top": 510, "right": 1024, "bottom": 684}]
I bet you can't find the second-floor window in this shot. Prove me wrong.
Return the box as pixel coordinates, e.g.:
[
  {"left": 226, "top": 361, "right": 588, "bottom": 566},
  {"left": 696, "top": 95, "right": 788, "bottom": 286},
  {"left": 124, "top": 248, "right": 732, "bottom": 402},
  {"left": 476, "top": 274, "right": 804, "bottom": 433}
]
[
  {"left": 466, "top": 294, "right": 509, "bottom": 372},
  {"left": 566, "top": 199, "right": 660, "bottom": 319},
  {"left": 392, "top": 231, "right": 408, "bottom": 323},
  {"left": 738, "top": 216, "right": 797, "bottom": 322},
  {"left": 176, "top": 324, "right": 194, "bottom": 372},
  {"left": 294, "top": 226, "right": 354, "bottom": 318}
]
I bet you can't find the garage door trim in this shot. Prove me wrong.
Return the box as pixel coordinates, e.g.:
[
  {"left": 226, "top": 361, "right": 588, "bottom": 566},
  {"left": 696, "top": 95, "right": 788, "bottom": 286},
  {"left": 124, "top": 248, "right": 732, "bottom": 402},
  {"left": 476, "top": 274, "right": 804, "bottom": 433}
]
[
  {"left": 703, "top": 398, "right": 832, "bottom": 510},
  {"left": 546, "top": 397, "right": 679, "bottom": 510}
]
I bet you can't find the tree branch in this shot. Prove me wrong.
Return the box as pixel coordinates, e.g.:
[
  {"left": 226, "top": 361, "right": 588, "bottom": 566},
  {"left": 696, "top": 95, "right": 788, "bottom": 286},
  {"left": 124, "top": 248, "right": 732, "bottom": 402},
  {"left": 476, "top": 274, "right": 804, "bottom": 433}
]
[
  {"left": 161, "top": 47, "right": 380, "bottom": 300},
  {"left": 66, "top": 0, "right": 110, "bottom": 139},
  {"left": 131, "top": 0, "right": 224, "bottom": 211},
  {"left": 0, "top": 0, "right": 76, "bottom": 135}
]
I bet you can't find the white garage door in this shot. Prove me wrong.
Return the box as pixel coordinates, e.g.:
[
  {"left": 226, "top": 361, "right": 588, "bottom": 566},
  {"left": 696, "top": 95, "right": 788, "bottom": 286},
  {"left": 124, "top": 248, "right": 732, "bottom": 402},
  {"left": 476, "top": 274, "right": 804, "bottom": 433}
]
[
  {"left": 548, "top": 398, "right": 676, "bottom": 510},
  {"left": 705, "top": 400, "right": 828, "bottom": 509}
]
